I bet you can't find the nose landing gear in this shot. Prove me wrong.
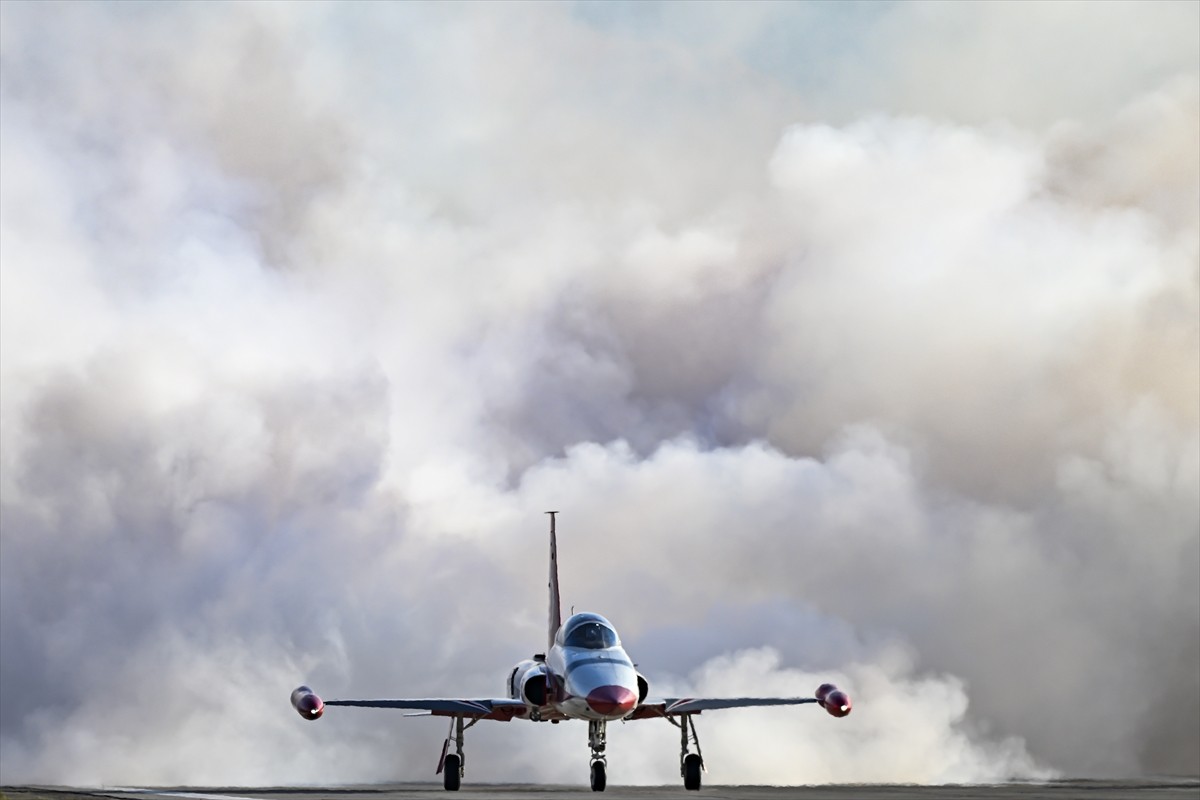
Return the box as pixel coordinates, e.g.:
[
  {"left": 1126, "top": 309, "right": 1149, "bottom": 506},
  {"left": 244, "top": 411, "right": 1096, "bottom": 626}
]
[
  {"left": 669, "top": 713, "right": 705, "bottom": 791},
  {"left": 589, "top": 760, "right": 607, "bottom": 792},
  {"left": 588, "top": 719, "right": 607, "bottom": 792}
]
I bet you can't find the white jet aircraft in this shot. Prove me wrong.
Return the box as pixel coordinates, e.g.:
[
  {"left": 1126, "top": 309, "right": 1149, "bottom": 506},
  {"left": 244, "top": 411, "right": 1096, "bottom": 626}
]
[{"left": 291, "top": 512, "right": 852, "bottom": 792}]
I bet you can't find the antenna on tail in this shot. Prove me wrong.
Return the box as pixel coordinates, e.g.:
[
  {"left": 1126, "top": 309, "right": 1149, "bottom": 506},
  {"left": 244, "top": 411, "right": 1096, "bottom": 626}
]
[{"left": 547, "top": 511, "right": 561, "bottom": 650}]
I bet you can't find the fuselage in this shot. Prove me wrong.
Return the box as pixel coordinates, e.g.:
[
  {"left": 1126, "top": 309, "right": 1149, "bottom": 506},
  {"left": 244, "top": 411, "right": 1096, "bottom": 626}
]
[
  {"left": 550, "top": 613, "right": 640, "bottom": 720},
  {"left": 508, "top": 612, "right": 641, "bottom": 721}
]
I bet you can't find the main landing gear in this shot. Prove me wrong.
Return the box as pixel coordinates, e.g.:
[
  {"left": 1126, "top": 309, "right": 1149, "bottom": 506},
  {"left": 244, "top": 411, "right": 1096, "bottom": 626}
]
[
  {"left": 437, "top": 715, "right": 479, "bottom": 791},
  {"left": 588, "top": 719, "right": 607, "bottom": 792},
  {"left": 668, "top": 713, "right": 705, "bottom": 791}
]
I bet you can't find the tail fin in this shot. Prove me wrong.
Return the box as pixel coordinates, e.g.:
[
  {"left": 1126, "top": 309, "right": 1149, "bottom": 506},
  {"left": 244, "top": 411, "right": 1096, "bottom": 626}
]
[{"left": 547, "top": 511, "right": 561, "bottom": 650}]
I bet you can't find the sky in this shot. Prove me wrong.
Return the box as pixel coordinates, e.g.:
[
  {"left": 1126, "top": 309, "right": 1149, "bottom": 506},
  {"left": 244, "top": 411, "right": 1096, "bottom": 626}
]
[{"left": 0, "top": 0, "right": 1197, "bottom": 787}]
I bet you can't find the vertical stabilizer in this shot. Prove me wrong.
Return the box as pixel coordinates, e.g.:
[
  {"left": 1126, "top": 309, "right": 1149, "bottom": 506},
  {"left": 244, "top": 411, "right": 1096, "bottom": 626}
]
[{"left": 547, "top": 511, "right": 561, "bottom": 649}]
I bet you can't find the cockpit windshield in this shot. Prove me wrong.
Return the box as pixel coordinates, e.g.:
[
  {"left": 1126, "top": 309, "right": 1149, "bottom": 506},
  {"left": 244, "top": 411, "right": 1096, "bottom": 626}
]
[
  {"left": 565, "top": 621, "right": 618, "bottom": 650},
  {"left": 561, "top": 618, "right": 619, "bottom": 652}
]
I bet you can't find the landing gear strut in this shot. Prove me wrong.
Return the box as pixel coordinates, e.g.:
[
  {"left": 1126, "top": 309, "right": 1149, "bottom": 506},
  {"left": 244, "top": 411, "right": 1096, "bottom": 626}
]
[
  {"left": 437, "top": 715, "right": 479, "bottom": 792},
  {"left": 588, "top": 719, "right": 607, "bottom": 792},
  {"left": 668, "top": 714, "right": 705, "bottom": 791}
]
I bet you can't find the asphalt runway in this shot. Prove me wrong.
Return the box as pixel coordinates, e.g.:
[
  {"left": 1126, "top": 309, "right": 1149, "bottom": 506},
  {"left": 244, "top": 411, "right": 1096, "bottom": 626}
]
[{"left": 4, "top": 781, "right": 1199, "bottom": 800}]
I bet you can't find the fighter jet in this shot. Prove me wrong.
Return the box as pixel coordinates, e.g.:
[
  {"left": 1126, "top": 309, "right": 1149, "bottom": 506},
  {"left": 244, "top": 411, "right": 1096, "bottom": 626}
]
[{"left": 291, "top": 512, "right": 852, "bottom": 792}]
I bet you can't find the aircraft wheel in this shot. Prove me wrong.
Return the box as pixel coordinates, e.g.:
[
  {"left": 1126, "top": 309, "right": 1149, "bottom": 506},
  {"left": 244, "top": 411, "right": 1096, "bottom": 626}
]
[
  {"left": 443, "top": 754, "right": 461, "bottom": 791},
  {"left": 590, "top": 760, "right": 607, "bottom": 792},
  {"left": 683, "top": 753, "right": 702, "bottom": 791}
]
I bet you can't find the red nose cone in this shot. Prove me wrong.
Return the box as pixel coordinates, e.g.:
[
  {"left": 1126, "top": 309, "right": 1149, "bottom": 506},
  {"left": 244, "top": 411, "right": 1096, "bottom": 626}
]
[
  {"left": 825, "top": 690, "right": 851, "bottom": 718},
  {"left": 586, "top": 685, "right": 637, "bottom": 716}
]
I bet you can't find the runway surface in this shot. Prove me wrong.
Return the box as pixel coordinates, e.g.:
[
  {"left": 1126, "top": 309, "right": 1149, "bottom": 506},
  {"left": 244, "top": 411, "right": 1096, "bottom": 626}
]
[{"left": 4, "top": 781, "right": 1199, "bottom": 800}]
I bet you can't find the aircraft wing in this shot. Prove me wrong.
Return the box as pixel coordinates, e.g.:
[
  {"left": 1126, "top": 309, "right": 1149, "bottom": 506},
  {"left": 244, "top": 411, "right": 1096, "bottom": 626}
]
[
  {"left": 323, "top": 697, "right": 528, "bottom": 720},
  {"left": 627, "top": 696, "right": 820, "bottom": 719}
]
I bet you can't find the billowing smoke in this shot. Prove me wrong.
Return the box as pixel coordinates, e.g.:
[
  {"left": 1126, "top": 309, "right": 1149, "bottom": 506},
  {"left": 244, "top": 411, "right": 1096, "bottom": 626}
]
[{"left": 1, "top": 1, "right": 1196, "bottom": 787}]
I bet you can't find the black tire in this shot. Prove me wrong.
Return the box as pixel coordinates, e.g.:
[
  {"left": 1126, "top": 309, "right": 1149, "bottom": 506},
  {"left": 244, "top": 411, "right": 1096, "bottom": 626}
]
[
  {"left": 443, "top": 754, "right": 461, "bottom": 791},
  {"left": 590, "top": 760, "right": 607, "bottom": 792},
  {"left": 683, "top": 753, "right": 702, "bottom": 791}
]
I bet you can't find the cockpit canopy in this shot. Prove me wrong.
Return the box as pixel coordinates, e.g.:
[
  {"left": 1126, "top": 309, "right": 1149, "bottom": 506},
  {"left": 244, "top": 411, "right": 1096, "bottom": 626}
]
[{"left": 560, "top": 612, "right": 619, "bottom": 650}]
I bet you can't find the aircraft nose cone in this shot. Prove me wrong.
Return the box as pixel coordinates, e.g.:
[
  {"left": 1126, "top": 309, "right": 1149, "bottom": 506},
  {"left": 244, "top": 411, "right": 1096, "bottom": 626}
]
[{"left": 586, "top": 685, "right": 637, "bottom": 716}]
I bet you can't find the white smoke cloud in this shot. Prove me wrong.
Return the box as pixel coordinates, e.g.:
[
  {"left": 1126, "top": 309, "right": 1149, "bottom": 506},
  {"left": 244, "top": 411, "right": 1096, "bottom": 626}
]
[{"left": 1, "top": 0, "right": 1196, "bottom": 787}]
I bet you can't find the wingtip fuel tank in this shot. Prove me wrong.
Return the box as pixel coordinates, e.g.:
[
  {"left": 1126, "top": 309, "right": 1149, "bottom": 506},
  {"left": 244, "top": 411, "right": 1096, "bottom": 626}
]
[
  {"left": 291, "top": 685, "right": 325, "bottom": 720},
  {"left": 815, "top": 682, "right": 852, "bottom": 718}
]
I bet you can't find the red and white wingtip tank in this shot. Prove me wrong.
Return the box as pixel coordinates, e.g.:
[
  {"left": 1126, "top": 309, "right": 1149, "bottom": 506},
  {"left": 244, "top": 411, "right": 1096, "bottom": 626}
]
[
  {"left": 815, "top": 682, "right": 853, "bottom": 717},
  {"left": 290, "top": 685, "right": 324, "bottom": 720}
]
